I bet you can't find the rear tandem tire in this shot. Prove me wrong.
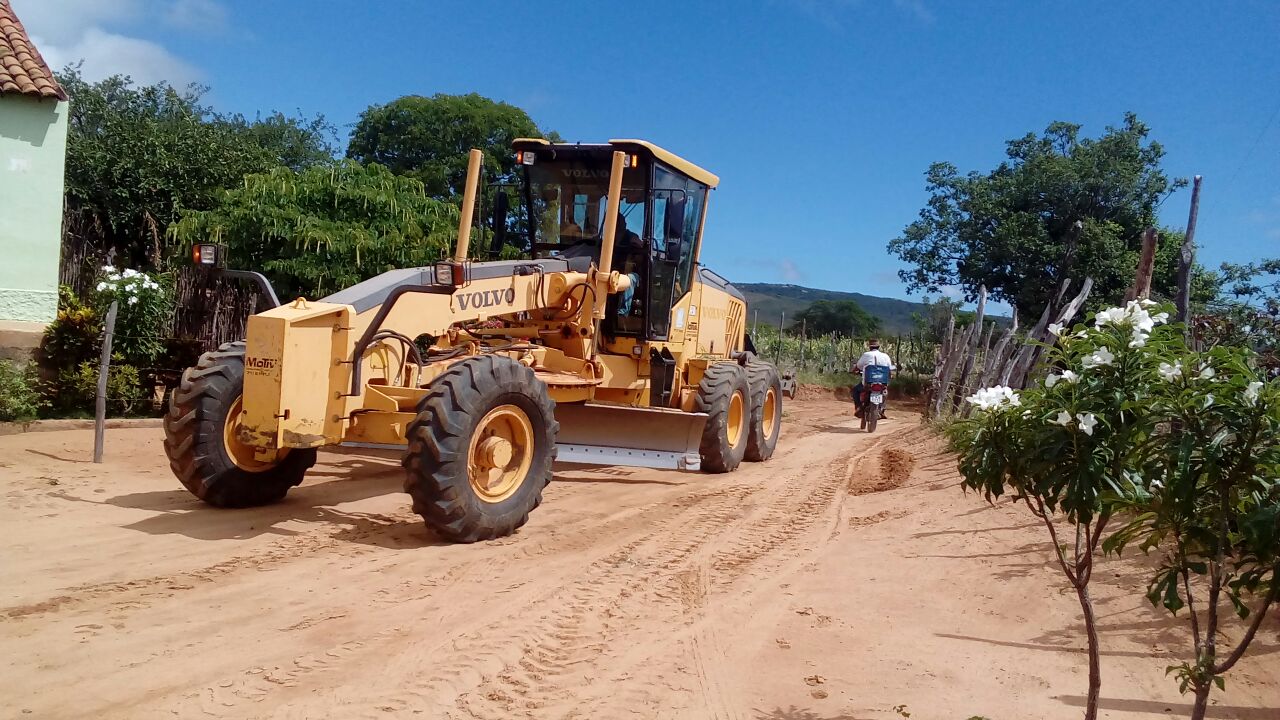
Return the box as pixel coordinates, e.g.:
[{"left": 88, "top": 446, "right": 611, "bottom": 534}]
[
  {"left": 402, "top": 355, "right": 558, "bottom": 543},
  {"left": 163, "top": 341, "right": 316, "bottom": 508},
  {"left": 744, "top": 362, "right": 782, "bottom": 462},
  {"left": 696, "top": 362, "right": 751, "bottom": 473}
]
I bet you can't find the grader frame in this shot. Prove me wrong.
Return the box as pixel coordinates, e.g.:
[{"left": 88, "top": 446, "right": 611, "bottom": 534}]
[{"left": 165, "top": 140, "right": 783, "bottom": 542}]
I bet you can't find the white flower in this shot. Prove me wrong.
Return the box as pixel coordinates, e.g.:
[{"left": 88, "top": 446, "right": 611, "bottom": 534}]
[
  {"left": 966, "top": 385, "right": 1022, "bottom": 412},
  {"left": 1048, "top": 322, "right": 1065, "bottom": 337},
  {"left": 122, "top": 268, "right": 139, "bottom": 278},
  {"left": 1244, "top": 381, "right": 1263, "bottom": 407},
  {"left": 102, "top": 264, "right": 115, "bottom": 273},
  {"left": 1073, "top": 330, "right": 1088, "bottom": 339},
  {"left": 1129, "top": 331, "right": 1149, "bottom": 349},
  {"left": 1203, "top": 394, "right": 1214, "bottom": 409},
  {"left": 95, "top": 282, "right": 108, "bottom": 292},
  {"left": 1152, "top": 312, "right": 1169, "bottom": 324},
  {"left": 127, "top": 296, "right": 139, "bottom": 306},
  {"left": 1082, "top": 346, "right": 1115, "bottom": 369},
  {"left": 1062, "top": 370, "right": 1079, "bottom": 384},
  {"left": 1094, "top": 307, "right": 1126, "bottom": 327},
  {"left": 1051, "top": 411, "right": 1074, "bottom": 426},
  {"left": 1077, "top": 413, "right": 1098, "bottom": 436},
  {"left": 1046, "top": 373, "right": 1061, "bottom": 388},
  {"left": 1199, "top": 364, "right": 1215, "bottom": 380},
  {"left": 1158, "top": 361, "right": 1182, "bottom": 382},
  {"left": 1139, "top": 298, "right": 1157, "bottom": 308}
]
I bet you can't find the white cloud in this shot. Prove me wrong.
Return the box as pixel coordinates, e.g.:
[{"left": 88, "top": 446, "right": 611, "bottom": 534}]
[
  {"left": 164, "top": 0, "right": 228, "bottom": 32},
  {"left": 779, "top": 259, "right": 804, "bottom": 282},
  {"left": 36, "top": 28, "right": 200, "bottom": 86},
  {"left": 12, "top": 0, "right": 221, "bottom": 86}
]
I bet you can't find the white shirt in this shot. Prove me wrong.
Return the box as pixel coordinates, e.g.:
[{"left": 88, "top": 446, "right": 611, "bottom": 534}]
[{"left": 856, "top": 349, "right": 895, "bottom": 372}]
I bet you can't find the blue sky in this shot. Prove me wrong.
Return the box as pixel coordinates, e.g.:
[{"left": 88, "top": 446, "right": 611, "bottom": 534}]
[{"left": 19, "top": 0, "right": 1280, "bottom": 310}]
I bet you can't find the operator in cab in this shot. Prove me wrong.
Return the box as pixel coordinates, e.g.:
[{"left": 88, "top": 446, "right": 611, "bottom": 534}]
[
  {"left": 853, "top": 338, "right": 895, "bottom": 419},
  {"left": 612, "top": 214, "right": 643, "bottom": 316}
]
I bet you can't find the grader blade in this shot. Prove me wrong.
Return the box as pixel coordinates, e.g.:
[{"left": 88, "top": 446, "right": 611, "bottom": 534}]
[{"left": 554, "top": 403, "right": 707, "bottom": 471}]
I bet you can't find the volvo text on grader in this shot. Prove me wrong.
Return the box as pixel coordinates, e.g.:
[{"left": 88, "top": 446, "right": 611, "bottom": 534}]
[{"left": 165, "top": 140, "right": 783, "bottom": 542}]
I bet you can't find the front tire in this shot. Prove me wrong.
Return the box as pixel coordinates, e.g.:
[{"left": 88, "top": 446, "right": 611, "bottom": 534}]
[
  {"left": 163, "top": 341, "right": 316, "bottom": 507},
  {"left": 402, "top": 356, "right": 557, "bottom": 543},
  {"left": 744, "top": 362, "right": 782, "bottom": 462},
  {"left": 696, "top": 362, "right": 751, "bottom": 473}
]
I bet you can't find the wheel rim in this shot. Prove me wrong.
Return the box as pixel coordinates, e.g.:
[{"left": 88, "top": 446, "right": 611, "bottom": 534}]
[
  {"left": 223, "top": 395, "right": 289, "bottom": 472},
  {"left": 468, "top": 404, "right": 535, "bottom": 503},
  {"left": 762, "top": 386, "right": 778, "bottom": 438},
  {"left": 727, "top": 390, "right": 745, "bottom": 447}
]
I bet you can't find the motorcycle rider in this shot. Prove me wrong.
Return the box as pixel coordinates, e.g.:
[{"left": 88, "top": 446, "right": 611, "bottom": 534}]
[{"left": 853, "top": 338, "right": 895, "bottom": 418}]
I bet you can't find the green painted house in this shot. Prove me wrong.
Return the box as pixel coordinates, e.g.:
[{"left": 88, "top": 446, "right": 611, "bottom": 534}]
[{"left": 0, "top": 0, "right": 67, "bottom": 359}]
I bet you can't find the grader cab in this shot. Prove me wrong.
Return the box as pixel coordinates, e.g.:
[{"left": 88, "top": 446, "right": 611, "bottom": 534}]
[{"left": 165, "top": 140, "right": 783, "bottom": 542}]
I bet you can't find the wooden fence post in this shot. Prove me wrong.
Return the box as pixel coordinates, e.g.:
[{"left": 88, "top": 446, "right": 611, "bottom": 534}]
[
  {"left": 1126, "top": 227, "right": 1160, "bottom": 302},
  {"left": 93, "top": 301, "right": 119, "bottom": 464},
  {"left": 1176, "top": 175, "right": 1202, "bottom": 330}
]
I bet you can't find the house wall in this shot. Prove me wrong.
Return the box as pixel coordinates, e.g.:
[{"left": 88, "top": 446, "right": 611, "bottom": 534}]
[{"left": 0, "top": 94, "right": 68, "bottom": 325}]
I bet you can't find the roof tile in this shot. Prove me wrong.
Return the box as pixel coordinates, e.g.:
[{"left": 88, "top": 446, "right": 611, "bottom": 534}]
[{"left": 0, "top": 0, "right": 67, "bottom": 100}]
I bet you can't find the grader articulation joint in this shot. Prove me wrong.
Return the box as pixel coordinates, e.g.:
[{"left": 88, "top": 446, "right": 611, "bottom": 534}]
[{"left": 164, "top": 140, "right": 784, "bottom": 542}]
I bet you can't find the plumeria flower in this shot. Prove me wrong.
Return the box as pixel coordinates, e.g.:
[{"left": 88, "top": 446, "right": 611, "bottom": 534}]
[
  {"left": 1046, "top": 373, "right": 1062, "bottom": 388},
  {"left": 1158, "top": 361, "right": 1182, "bottom": 382},
  {"left": 1139, "top": 298, "right": 1157, "bottom": 308},
  {"left": 1203, "top": 394, "right": 1214, "bottom": 409},
  {"left": 1152, "top": 311, "right": 1169, "bottom": 324},
  {"left": 102, "top": 265, "right": 115, "bottom": 273},
  {"left": 1061, "top": 370, "right": 1079, "bottom": 384},
  {"left": 1082, "top": 346, "right": 1115, "bottom": 369},
  {"left": 1244, "top": 381, "right": 1263, "bottom": 407},
  {"left": 1094, "top": 307, "right": 1126, "bottom": 327},
  {"left": 1073, "top": 329, "right": 1088, "bottom": 339},
  {"left": 1199, "top": 364, "right": 1215, "bottom": 380},
  {"left": 1048, "top": 322, "right": 1065, "bottom": 337},
  {"left": 966, "top": 385, "right": 1022, "bottom": 412},
  {"left": 96, "top": 282, "right": 108, "bottom": 292},
  {"left": 1077, "top": 413, "right": 1098, "bottom": 436},
  {"left": 1051, "top": 411, "right": 1073, "bottom": 426},
  {"left": 127, "top": 296, "right": 139, "bottom": 306},
  {"left": 1129, "top": 331, "right": 1149, "bottom": 349}
]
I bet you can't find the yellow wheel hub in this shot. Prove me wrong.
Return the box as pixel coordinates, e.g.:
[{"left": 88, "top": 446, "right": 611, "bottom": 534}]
[
  {"left": 727, "top": 390, "right": 745, "bottom": 448},
  {"left": 468, "top": 404, "right": 535, "bottom": 503},
  {"left": 223, "top": 395, "right": 289, "bottom": 472},
  {"left": 762, "top": 386, "right": 778, "bottom": 438}
]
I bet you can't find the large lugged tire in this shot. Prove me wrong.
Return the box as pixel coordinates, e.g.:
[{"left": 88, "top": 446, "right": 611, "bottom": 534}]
[
  {"left": 402, "top": 355, "right": 557, "bottom": 543},
  {"left": 744, "top": 362, "right": 782, "bottom": 462},
  {"left": 163, "top": 341, "right": 316, "bottom": 507},
  {"left": 696, "top": 362, "right": 751, "bottom": 473}
]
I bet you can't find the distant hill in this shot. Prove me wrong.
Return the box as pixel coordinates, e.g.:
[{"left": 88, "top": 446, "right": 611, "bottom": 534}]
[{"left": 736, "top": 283, "right": 929, "bottom": 336}]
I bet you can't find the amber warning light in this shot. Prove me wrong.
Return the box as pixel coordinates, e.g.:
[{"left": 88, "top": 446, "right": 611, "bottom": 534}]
[{"left": 193, "top": 243, "right": 223, "bottom": 267}]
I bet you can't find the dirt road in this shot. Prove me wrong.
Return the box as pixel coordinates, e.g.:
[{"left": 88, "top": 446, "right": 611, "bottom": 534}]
[{"left": 2, "top": 395, "right": 1277, "bottom": 719}]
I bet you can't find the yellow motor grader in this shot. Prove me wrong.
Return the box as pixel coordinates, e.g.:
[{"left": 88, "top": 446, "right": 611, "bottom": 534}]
[{"left": 165, "top": 139, "right": 782, "bottom": 542}]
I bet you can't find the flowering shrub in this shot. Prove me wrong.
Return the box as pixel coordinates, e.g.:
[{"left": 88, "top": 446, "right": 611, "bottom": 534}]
[
  {"left": 93, "top": 266, "right": 173, "bottom": 369},
  {"left": 953, "top": 299, "right": 1280, "bottom": 720}
]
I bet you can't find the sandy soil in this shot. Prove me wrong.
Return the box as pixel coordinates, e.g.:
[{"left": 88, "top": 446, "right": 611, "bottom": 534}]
[{"left": 1, "top": 396, "right": 1277, "bottom": 720}]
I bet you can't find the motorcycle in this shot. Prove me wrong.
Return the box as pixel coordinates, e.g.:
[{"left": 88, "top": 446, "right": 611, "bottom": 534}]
[{"left": 857, "top": 365, "right": 890, "bottom": 433}]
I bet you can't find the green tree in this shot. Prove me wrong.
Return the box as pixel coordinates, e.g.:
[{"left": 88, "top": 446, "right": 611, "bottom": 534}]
[
  {"left": 168, "top": 161, "right": 459, "bottom": 299},
  {"left": 1201, "top": 257, "right": 1280, "bottom": 371},
  {"left": 58, "top": 67, "right": 334, "bottom": 270},
  {"left": 219, "top": 110, "right": 339, "bottom": 171},
  {"left": 347, "top": 93, "right": 553, "bottom": 199},
  {"left": 792, "top": 300, "right": 880, "bottom": 337},
  {"left": 889, "top": 114, "right": 1204, "bottom": 318}
]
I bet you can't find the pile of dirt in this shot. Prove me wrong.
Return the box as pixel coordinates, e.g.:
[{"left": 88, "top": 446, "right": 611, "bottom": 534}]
[
  {"left": 848, "top": 446, "right": 916, "bottom": 495},
  {"left": 797, "top": 384, "right": 852, "bottom": 402}
]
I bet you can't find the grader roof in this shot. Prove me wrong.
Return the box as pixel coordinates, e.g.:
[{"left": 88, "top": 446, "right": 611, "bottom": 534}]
[{"left": 512, "top": 138, "right": 720, "bottom": 189}]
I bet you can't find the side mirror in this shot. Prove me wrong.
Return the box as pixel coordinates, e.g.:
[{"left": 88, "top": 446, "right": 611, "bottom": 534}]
[{"left": 489, "top": 192, "right": 509, "bottom": 257}]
